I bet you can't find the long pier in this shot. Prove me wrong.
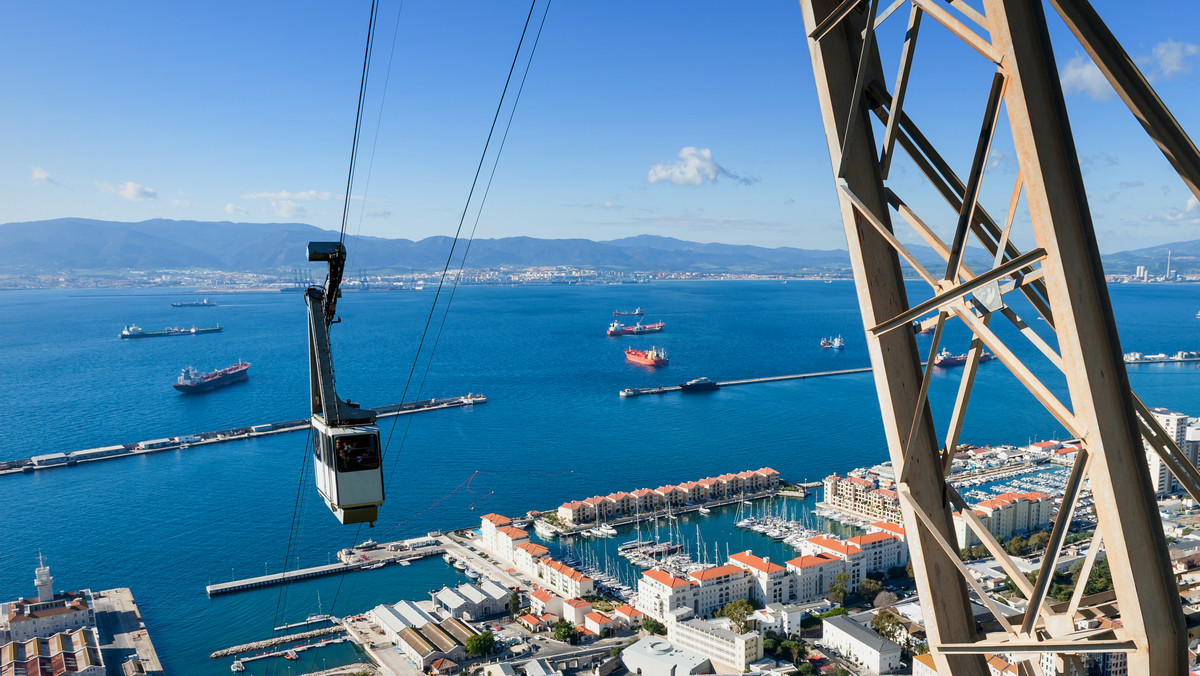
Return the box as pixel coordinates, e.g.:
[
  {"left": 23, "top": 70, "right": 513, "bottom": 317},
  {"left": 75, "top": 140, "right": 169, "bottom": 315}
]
[
  {"left": 205, "top": 541, "right": 445, "bottom": 596},
  {"left": 0, "top": 394, "right": 486, "bottom": 476},
  {"left": 620, "top": 365, "right": 875, "bottom": 397}
]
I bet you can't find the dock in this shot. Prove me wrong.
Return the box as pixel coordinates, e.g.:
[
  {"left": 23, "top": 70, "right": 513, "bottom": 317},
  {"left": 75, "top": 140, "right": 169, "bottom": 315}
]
[
  {"left": 620, "top": 366, "right": 875, "bottom": 397},
  {"left": 0, "top": 394, "right": 486, "bottom": 476},
  {"left": 93, "top": 587, "right": 165, "bottom": 675},
  {"left": 205, "top": 539, "right": 445, "bottom": 596}
]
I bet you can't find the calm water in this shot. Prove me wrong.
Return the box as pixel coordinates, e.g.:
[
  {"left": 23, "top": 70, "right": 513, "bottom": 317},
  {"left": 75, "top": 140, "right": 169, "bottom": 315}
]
[{"left": 1, "top": 281, "right": 1198, "bottom": 675}]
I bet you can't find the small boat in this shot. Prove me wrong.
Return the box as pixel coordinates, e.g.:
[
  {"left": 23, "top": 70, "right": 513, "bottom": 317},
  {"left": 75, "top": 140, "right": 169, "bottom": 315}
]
[
  {"left": 465, "top": 569, "right": 480, "bottom": 579},
  {"left": 454, "top": 561, "right": 468, "bottom": 571},
  {"left": 697, "top": 507, "right": 711, "bottom": 515},
  {"left": 625, "top": 346, "right": 668, "bottom": 366},
  {"left": 597, "top": 523, "right": 617, "bottom": 537},
  {"left": 680, "top": 377, "right": 720, "bottom": 392},
  {"left": 443, "top": 553, "right": 456, "bottom": 565},
  {"left": 614, "top": 307, "right": 644, "bottom": 317},
  {"left": 284, "top": 650, "right": 298, "bottom": 660},
  {"left": 399, "top": 560, "right": 411, "bottom": 566},
  {"left": 231, "top": 660, "right": 245, "bottom": 672},
  {"left": 608, "top": 320, "right": 665, "bottom": 336},
  {"left": 362, "top": 561, "right": 387, "bottom": 570},
  {"left": 356, "top": 539, "right": 378, "bottom": 549},
  {"left": 619, "top": 388, "right": 641, "bottom": 398}
]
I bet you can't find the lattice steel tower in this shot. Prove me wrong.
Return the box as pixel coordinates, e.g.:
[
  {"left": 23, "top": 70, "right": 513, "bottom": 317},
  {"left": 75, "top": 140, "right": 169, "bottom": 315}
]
[{"left": 799, "top": 0, "right": 1200, "bottom": 673}]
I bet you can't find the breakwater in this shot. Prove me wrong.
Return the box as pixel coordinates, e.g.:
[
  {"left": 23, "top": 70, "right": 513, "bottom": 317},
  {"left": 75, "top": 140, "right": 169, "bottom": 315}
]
[
  {"left": 619, "top": 366, "right": 876, "bottom": 397},
  {"left": 210, "top": 626, "right": 346, "bottom": 659},
  {"left": 0, "top": 394, "right": 486, "bottom": 476}
]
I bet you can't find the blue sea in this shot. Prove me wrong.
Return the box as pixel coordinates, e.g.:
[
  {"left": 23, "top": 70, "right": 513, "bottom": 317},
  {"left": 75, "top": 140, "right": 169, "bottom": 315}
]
[{"left": 2, "top": 281, "right": 1199, "bottom": 675}]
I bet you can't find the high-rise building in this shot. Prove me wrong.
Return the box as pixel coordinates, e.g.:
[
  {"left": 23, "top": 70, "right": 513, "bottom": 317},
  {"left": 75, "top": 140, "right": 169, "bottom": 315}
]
[{"left": 1143, "top": 407, "right": 1189, "bottom": 496}]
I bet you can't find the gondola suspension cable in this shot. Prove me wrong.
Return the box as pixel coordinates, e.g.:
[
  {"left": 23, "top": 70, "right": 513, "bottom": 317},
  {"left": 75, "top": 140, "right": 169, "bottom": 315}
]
[
  {"left": 379, "top": 0, "right": 539, "bottom": 465},
  {"left": 338, "top": 0, "right": 381, "bottom": 248}
]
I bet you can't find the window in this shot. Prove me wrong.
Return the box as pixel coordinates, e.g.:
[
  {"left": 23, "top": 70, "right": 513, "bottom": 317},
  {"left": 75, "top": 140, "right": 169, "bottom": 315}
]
[{"left": 335, "top": 433, "right": 380, "bottom": 472}]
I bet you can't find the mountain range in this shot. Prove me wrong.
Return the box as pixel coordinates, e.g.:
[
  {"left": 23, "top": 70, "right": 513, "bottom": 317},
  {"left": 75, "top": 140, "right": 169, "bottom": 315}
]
[{"left": 0, "top": 217, "right": 1190, "bottom": 276}]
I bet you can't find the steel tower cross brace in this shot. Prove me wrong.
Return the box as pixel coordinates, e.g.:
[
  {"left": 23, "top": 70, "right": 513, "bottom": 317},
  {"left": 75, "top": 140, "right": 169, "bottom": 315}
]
[{"left": 799, "top": 0, "right": 1200, "bottom": 673}]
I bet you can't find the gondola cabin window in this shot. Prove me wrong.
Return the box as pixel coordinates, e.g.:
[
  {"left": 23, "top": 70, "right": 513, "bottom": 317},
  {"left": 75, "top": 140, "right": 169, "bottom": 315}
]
[{"left": 335, "top": 434, "right": 379, "bottom": 472}]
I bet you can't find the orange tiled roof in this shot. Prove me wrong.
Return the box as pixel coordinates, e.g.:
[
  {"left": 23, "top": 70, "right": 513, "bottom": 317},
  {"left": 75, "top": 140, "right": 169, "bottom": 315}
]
[
  {"left": 565, "top": 598, "right": 592, "bottom": 608},
  {"left": 689, "top": 564, "right": 745, "bottom": 582},
  {"left": 614, "top": 604, "right": 643, "bottom": 617},
  {"left": 786, "top": 553, "right": 842, "bottom": 569},
  {"left": 848, "top": 532, "right": 896, "bottom": 547},
  {"left": 585, "top": 611, "right": 614, "bottom": 624},
  {"left": 869, "top": 521, "right": 906, "bottom": 536},
  {"left": 531, "top": 589, "right": 555, "bottom": 603},
  {"left": 729, "top": 550, "right": 785, "bottom": 573},
  {"left": 643, "top": 568, "right": 695, "bottom": 588},
  {"left": 481, "top": 513, "right": 512, "bottom": 525},
  {"left": 517, "top": 543, "right": 550, "bottom": 556},
  {"left": 807, "top": 535, "right": 863, "bottom": 556},
  {"left": 497, "top": 526, "right": 529, "bottom": 539},
  {"left": 520, "top": 613, "right": 542, "bottom": 625}
]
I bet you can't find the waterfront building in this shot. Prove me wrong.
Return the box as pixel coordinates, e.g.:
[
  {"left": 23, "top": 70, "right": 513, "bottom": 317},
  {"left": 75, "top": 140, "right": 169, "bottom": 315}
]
[
  {"left": 822, "top": 474, "right": 903, "bottom": 523},
  {"left": 479, "top": 513, "right": 513, "bottom": 554},
  {"left": 637, "top": 569, "right": 698, "bottom": 622},
  {"left": 494, "top": 525, "right": 530, "bottom": 562},
  {"left": 514, "top": 542, "right": 550, "bottom": 576},
  {"left": 1, "top": 561, "right": 96, "bottom": 642},
  {"left": 688, "top": 565, "right": 753, "bottom": 618},
  {"left": 536, "top": 559, "right": 594, "bottom": 598},
  {"left": 552, "top": 469, "right": 781, "bottom": 525},
  {"left": 556, "top": 501, "right": 591, "bottom": 525},
  {"left": 369, "top": 600, "right": 437, "bottom": 645},
  {"left": 430, "top": 579, "right": 511, "bottom": 620},
  {"left": 951, "top": 492, "right": 1054, "bottom": 548},
  {"left": 0, "top": 627, "right": 103, "bottom": 675},
  {"left": 654, "top": 485, "right": 687, "bottom": 508},
  {"left": 821, "top": 613, "right": 902, "bottom": 675},
  {"left": 728, "top": 550, "right": 795, "bottom": 605},
  {"left": 866, "top": 521, "right": 906, "bottom": 542},
  {"left": 620, "top": 636, "right": 712, "bottom": 676},
  {"left": 786, "top": 553, "right": 846, "bottom": 603},
  {"left": 668, "top": 618, "right": 763, "bottom": 673},
  {"left": 632, "top": 488, "right": 660, "bottom": 511}
]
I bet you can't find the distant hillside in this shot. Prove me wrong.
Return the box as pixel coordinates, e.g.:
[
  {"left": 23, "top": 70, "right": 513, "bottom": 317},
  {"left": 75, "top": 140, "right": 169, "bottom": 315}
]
[{"left": 1, "top": 217, "right": 1188, "bottom": 276}]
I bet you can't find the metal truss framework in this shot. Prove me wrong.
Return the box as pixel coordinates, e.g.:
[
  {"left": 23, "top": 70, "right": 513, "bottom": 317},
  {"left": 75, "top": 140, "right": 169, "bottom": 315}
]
[{"left": 799, "top": 0, "right": 1200, "bottom": 674}]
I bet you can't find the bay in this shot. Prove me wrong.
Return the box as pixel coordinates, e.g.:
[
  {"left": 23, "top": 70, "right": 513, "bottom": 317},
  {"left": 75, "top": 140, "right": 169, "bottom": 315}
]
[{"left": 1, "top": 281, "right": 1198, "bottom": 674}]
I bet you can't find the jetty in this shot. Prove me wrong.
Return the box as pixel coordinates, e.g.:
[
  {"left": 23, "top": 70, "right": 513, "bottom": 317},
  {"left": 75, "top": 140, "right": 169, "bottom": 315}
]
[
  {"left": 205, "top": 536, "right": 445, "bottom": 596},
  {"left": 620, "top": 365, "right": 875, "bottom": 397},
  {"left": 210, "top": 625, "right": 345, "bottom": 659},
  {"left": 0, "top": 394, "right": 486, "bottom": 476}
]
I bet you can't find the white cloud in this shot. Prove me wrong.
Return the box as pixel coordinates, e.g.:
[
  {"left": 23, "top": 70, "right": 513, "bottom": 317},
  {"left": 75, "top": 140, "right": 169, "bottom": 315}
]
[
  {"left": 647, "top": 147, "right": 756, "bottom": 186},
  {"left": 1187, "top": 196, "right": 1199, "bottom": 212},
  {"left": 169, "top": 199, "right": 196, "bottom": 208},
  {"left": 1060, "top": 55, "right": 1111, "bottom": 100},
  {"left": 31, "top": 166, "right": 63, "bottom": 186},
  {"left": 225, "top": 203, "right": 248, "bottom": 215},
  {"left": 1153, "top": 40, "right": 1200, "bottom": 78},
  {"left": 275, "top": 200, "right": 308, "bottom": 218},
  {"left": 97, "top": 181, "right": 157, "bottom": 201}
]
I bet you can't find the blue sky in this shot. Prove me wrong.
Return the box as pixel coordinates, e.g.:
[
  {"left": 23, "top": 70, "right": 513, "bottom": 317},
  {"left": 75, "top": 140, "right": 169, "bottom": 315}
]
[{"left": 3, "top": 1, "right": 1199, "bottom": 252}]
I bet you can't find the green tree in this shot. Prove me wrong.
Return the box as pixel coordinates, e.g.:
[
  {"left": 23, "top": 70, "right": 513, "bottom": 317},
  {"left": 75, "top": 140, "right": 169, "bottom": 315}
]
[
  {"left": 608, "top": 646, "right": 622, "bottom": 658},
  {"left": 869, "top": 612, "right": 902, "bottom": 643},
  {"left": 779, "top": 640, "right": 808, "bottom": 666},
  {"left": 827, "top": 572, "right": 850, "bottom": 604},
  {"left": 1028, "top": 531, "right": 1051, "bottom": 551},
  {"left": 762, "top": 636, "right": 779, "bottom": 654},
  {"left": 970, "top": 545, "right": 989, "bottom": 560},
  {"left": 718, "top": 599, "right": 755, "bottom": 634},
  {"left": 858, "top": 577, "right": 883, "bottom": 598},
  {"left": 465, "top": 631, "right": 496, "bottom": 657},
  {"left": 1004, "top": 535, "right": 1030, "bottom": 556},
  {"left": 553, "top": 621, "right": 580, "bottom": 644},
  {"left": 905, "top": 561, "right": 914, "bottom": 578},
  {"left": 508, "top": 592, "right": 521, "bottom": 617},
  {"left": 796, "top": 663, "right": 817, "bottom": 675},
  {"left": 642, "top": 618, "right": 665, "bottom": 636},
  {"left": 887, "top": 565, "right": 909, "bottom": 579}
]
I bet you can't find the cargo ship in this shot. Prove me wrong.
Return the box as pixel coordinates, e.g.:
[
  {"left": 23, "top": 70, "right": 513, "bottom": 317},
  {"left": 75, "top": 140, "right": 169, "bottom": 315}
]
[
  {"left": 933, "top": 348, "right": 996, "bottom": 367},
  {"left": 174, "top": 362, "right": 250, "bottom": 393},
  {"left": 625, "top": 346, "right": 668, "bottom": 366},
  {"left": 607, "top": 320, "right": 665, "bottom": 336},
  {"left": 820, "top": 335, "right": 845, "bottom": 349},
  {"left": 680, "top": 377, "right": 720, "bottom": 392},
  {"left": 120, "top": 324, "right": 223, "bottom": 339},
  {"left": 614, "top": 307, "right": 644, "bottom": 317},
  {"left": 171, "top": 297, "right": 217, "bottom": 307}
]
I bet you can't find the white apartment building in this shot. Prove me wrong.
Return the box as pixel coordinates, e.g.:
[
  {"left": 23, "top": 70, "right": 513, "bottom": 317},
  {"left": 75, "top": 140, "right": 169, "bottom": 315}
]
[
  {"left": 637, "top": 569, "right": 698, "bottom": 622},
  {"left": 822, "top": 613, "right": 902, "bottom": 675},
  {"left": 729, "top": 551, "right": 796, "bottom": 605},
  {"left": 1143, "top": 407, "right": 1191, "bottom": 496},
  {"left": 787, "top": 553, "right": 848, "bottom": 603},
  {"left": 636, "top": 564, "right": 753, "bottom": 623},
  {"left": 479, "top": 513, "right": 513, "bottom": 553},
  {"left": 687, "top": 565, "right": 753, "bottom": 619},
  {"left": 514, "top": 542, "right": 550, "bottom": 576},
  {"left": 669, "top": 618, "right": 763, "bottom": 673},
  {"left": 537, "top": 558, "right": 594, "bottom": 598},
  {"left": 952, "top": 492, "right": 1054, "bottom": 547}
]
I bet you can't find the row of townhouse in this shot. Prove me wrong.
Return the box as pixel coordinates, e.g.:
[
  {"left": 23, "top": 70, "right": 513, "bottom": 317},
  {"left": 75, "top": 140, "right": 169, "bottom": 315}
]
[
  {"left": 951, "top": 491, "right": 1054, "bottom": 548},
  {"left": 557, "top": 468, "right": 781, "bottom": 525},
  {"left": 525, "top": 589, "right": 642, "bottom": 637},
  {"left": 478, "top": 514, "right": 595, "bottom": 598},
  {"left": 822, "top": 474, "right": 904, "bottom": 523},
  {"left": 636, "top": 535, "right": 908, "bottom": 624}
]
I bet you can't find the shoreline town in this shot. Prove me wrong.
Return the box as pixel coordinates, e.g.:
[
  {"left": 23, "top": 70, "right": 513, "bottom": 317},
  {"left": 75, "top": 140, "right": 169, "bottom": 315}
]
[{"left": 14, "top": 402, "right": 1200, "bottom": 676}]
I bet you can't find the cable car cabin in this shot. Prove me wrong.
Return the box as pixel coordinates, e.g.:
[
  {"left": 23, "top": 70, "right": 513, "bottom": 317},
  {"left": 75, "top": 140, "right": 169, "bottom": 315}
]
[{"left": 312, "top": 417, "right": 384, "bottom": 526}]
